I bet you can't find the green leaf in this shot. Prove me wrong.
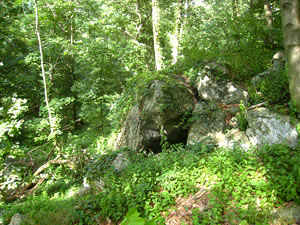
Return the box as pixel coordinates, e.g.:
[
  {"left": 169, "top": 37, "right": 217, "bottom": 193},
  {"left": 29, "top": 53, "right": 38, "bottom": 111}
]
[
  {"left": 240, "top": 220, "right": 248, "bottom": 225},
  {"left": 121, "top": 207, "right": 146, "bottom": 225},
  {"left": 145, "top": 218, "right": 157, "bottom": 225}
]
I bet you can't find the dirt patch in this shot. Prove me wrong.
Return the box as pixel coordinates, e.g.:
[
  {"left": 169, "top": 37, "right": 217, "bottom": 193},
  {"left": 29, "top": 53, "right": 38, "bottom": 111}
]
[{"left": 163, "top": 187, "right": 209, "bottom": 225}]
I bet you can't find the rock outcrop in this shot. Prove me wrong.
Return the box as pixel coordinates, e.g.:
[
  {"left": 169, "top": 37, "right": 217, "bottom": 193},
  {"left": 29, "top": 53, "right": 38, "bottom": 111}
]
[
  {"left": 186, "top": 61, "right": 299, "bottom": 149},
  {"left": 187, "top": 62, "right": 251, "bottom": 148},
  {"left": 115, "top": 78, "right": 194, "bottom": 152},
  {"left": 115, "top": 61, "right": 298, "bottom": 152}
]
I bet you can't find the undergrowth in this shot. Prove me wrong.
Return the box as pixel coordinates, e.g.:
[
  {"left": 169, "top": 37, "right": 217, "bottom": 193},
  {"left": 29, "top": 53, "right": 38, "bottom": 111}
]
[{"left": 2, "top": 143, "right": 300, "bottom": 224}]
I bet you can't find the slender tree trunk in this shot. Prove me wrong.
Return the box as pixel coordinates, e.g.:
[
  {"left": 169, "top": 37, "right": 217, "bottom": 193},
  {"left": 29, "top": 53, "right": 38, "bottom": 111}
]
[
  {"left": 100, "top": 98, "right": 104, "bottom": 135},
  {"left": 70, "top": 13, "right": 78, "bottom": 127},
  {"left": 264, "top": 0, "right": 273, "bottom": 28},
  {"left": 264, "top": 0, "right": 274, "bottom": 48},
  {"left": 280, "top": 0, "right": 300, "bottom": 110},
  {"left": 171, "top": 0, "right": 182, "bottom": 64},
  {"left": 249, "top": 0, "right": 253, "bottom": 10},
  {"left": 152, "top": 0, "right": 163, "bottom": 71},
  {"left": 232, "top": 0, "right": 239, "bottom": 17},
  {"left": 34, "top": 0, "right": 55, "bottom": 136}
]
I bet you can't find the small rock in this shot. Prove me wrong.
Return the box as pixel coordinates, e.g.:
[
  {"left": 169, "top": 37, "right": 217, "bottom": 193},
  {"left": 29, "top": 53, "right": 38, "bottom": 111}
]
[
  {"left": 271, "top": 205, "right": 300, "bottom": 224},
  {"left": 112, "top": 152, "right": 129, "bottom": 172},
  {"left": 9, "top": 213, "right": 24, "bottom": 225},
  {"left": 219, "top": 128, "right": 251, "bottom": 149}
]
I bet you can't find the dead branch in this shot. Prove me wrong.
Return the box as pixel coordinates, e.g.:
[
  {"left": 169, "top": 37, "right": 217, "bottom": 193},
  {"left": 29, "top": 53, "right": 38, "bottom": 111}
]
[
  {"left": 33, "top": 158, "right": 75, "bottom": 176},
  {"left": 247, "top": 101, "right": 269, "bottom": 111},
  {"left": 26, "top": 176, "right": 48, "bottom": 195},
  {"left": 2, "top": 157, "right": 75, "bottom": 202}
]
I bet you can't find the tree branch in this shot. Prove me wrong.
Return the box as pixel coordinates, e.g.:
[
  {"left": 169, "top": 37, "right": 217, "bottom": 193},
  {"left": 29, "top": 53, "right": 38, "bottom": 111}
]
[{"left": 33, "top": 158, "right": 75, "bottom": 176}]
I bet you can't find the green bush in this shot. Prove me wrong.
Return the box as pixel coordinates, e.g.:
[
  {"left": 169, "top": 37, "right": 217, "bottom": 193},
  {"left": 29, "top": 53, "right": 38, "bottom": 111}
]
[{"left": 257, "top": 70, "right": 290, "bottom": 104}]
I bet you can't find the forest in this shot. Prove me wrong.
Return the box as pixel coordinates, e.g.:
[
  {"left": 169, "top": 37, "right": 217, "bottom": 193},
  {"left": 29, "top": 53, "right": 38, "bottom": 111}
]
[{"left": 1, "top": 0, "right": 300, "bottom": 224}]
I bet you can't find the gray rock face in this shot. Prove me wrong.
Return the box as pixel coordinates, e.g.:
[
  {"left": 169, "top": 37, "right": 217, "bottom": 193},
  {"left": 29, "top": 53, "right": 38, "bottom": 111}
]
[
  {"left": 9, "top": 214, "right": 24, "bottom": 225},
  {"left": 115, "top": 79, "right": 194, "bottom": 152},
  {"left": 187, "top": 102, "right": 226, "bottom": 145},
  {"left": 246, "top": 108, "right": 298, "bottom": 148},
  {"left": 195, "top": 62, "right": 248, "bottom": 105}
]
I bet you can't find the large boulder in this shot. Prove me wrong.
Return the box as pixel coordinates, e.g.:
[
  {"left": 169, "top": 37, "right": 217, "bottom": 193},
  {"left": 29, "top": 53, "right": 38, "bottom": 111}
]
[
  {"left": 187, "top": 102, "right": 251, "bottom": 149},
  {"left": 187, "top": 102, "right": 227, "bottom": 145},
  {"left": 246, "top": 108, "right": 299, "bottom": 148},
  {"left": 195, "top": 62, "right": 248, "bottom": 105},
  {"left": 115, "top": 78, "right": 194, "bottom": 152}
]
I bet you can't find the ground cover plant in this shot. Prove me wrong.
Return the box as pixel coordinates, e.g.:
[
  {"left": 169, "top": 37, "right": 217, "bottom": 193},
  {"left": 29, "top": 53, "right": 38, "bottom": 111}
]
[
  {"left": 2, "top": 143, "right": 300, "bottom": 224},
  {"left": 2, "top": 0, "right": 300, "bottom": 224}
]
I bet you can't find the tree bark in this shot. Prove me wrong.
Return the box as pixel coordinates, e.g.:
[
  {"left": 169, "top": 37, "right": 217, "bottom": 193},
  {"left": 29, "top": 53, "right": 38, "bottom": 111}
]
[
  {"left": 264, "top": 0, "right": 274, "bottom": 48},
  {"left": 34, "top": 0, "right": 55, "bottom": 136},
  {"left": 152, "top": 0, "right": 163, "bottom": 71},
  {"left": 264, "top": 0, "right": 273, "bottom": 28},
  {"left": 171, "top": 0, "right": 188, "bottom": 64},
  {"left": 280, "top": 0, "right": 300, "bottom": 110},
  {"left": 232, "top": 0, "right": 240, "bottom": 17}
]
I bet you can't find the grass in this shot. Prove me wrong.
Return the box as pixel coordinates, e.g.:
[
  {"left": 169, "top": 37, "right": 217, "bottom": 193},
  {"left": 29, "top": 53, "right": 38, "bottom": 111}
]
[{"left": 1, "top": 143, "right": 300, "bottom": 224}]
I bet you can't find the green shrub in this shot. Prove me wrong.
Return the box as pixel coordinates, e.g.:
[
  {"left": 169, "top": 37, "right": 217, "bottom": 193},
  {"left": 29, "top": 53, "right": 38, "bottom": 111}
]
[{"left": 258, "top": 70, "right": 289, "bottom": 104}]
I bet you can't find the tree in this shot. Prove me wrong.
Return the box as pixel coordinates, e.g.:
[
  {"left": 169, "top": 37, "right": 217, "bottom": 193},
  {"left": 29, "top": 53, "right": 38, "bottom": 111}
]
[
  {"left": 34, "top": 0, "right": 55, "bottom": 137},
  {"left": 264, "top": 0, "right": 273, "bottom": 28},
  {"left": 264, "top": 0, "right": 274, "bottom": 48},
  {"left": 171, "top": 0, "right": 189, "bottom": 64},
  {"left": 280, "top": 0, "right": 300, "bottom": 111},
  {"left": 152, "top": 0, "right": 164, "bottom": 70}
]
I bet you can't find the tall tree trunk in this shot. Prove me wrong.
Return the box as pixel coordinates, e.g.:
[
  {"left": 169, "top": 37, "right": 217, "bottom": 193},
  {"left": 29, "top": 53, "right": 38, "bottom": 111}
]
[
  {"left": 152, "top": 0, "right": 163, "bottom": 71},
  {"left": 171, "top": 0, "right": 188, "bottom": 64},
  {"left": 70, "top": 11, "right": 78, "bottom": 128},
  {"left": 264, "top": 0, "right": 274, "bottom": 48},
  {"left": 264, "top": 0, "right": 273, "bottom": 28},
  {"left": 280, "top": 0, "right": 300, "bottom": 110},
  {"left": 34, "top": 0, "right": 55, "bottom": 136}
]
